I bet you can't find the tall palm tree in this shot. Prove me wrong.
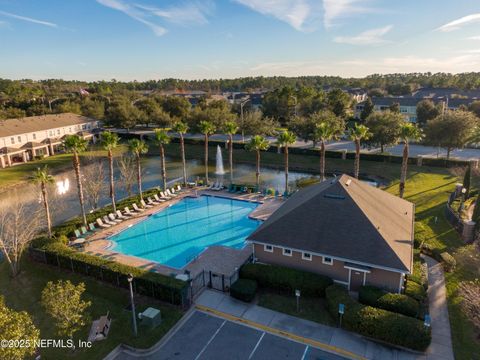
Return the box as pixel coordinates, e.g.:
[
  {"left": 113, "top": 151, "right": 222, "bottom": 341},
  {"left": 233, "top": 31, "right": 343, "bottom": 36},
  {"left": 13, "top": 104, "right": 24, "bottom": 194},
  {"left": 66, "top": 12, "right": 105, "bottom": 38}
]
[
  {"left": 246, "top": 135, "right": 270, "bottom": 188},
  {"left": 128, "top": 138, "right": 149, "bottom": 201},
  {"left": 172, "top": 121, "right": 189, "bottom": 187},
  {"left": 153, "top": 129, "right": 171, "bottom": 191},
  {"left": 223, "top": 121, "right": 239, "bottom": 184},
  {"left": 63, "top": 134, "right": 88, "bottom": 225},
  {"left": 398, "top": 123, "right": 423, "bottom": 198},
  {"left": 100, "top": 131, "right": 120, "bottom": 212},
  {"left": 31, "top": 165, "right": 54, "bottom": 238},
  {"left": 315, "top": 122, "right": 337, "bottom": 182},
  {"left": 198, "top": 121, "right": 216, "bottom": 184},
  {"left": 349, "top": 124, "right": 371, "bottom": 179},
  {"left": 276, "top": 130, "right": 296, "bottom": 194}
]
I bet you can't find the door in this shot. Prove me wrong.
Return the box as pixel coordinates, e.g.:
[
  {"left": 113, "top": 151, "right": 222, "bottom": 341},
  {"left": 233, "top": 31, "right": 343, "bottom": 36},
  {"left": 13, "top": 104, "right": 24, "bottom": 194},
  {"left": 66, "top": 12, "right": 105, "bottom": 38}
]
[{"left": 349, "top": 270, "right": 364, "bottom": 292}]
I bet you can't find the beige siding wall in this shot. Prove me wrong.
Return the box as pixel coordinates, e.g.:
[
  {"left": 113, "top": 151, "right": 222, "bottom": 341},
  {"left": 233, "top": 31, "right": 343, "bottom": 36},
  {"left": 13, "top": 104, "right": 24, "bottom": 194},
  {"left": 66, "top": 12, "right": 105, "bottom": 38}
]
[{"left": 254, "top": 243, "right": 403, "bottom": 293}]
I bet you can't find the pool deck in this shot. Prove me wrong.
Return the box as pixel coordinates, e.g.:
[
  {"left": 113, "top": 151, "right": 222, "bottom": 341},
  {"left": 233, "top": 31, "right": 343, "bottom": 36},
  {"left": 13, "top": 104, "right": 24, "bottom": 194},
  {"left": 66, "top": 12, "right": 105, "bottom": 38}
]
[{"left": 83, "top": 188, "right": 283, "bottom": 278}]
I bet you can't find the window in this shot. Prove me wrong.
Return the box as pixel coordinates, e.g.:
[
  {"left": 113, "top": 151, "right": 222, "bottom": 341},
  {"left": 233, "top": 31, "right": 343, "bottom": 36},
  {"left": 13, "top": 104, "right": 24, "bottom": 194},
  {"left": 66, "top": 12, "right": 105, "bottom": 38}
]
[
  {"left": 57, "top": 129, "right": 60, "bottom": 135},
  {"left": 69, "top": 127, "right": 72, "bottom": 132},
  {"left": 49, "top": 131, "right": 53, "bottom": 136},
  {"left": 282, "top": 248, "right": 292, "bottom": 257},
  {"left": 32, "top": 133, "right": 36, "bottom": 140},
  {"left": 323, "top": 257, "right": 333, "bottom": 265},
  {"left": 264, "top": 245, "right": 273, "bottom": 253},
  {"left": 10, "top": 137, "right": 15, "bottom": 144},
  {"left": 302, "top": 252, "right": 312, "bottom": 261},
  {"left": 82, "top": 124, "right": 87, "bottom": 130}
]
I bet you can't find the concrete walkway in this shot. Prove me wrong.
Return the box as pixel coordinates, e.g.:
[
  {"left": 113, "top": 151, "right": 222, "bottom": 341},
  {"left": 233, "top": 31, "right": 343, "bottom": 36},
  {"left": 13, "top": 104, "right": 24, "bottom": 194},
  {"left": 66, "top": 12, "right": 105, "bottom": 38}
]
[
  {"left": 195, "top": 289, "right": 426, "bottom": 360},
  {"left": 422, "top": 255, "right": 455, "bottom": 360}
]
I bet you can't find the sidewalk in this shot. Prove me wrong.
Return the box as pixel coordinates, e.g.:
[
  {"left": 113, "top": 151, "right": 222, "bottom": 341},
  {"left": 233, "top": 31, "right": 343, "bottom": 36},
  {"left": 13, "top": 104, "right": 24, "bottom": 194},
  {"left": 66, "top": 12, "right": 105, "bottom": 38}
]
[
  {"left": 195, "top": 289, "right": 426, "bottom": 360},
  {"left": 422, "top": 255, "right": 455, "bottom": 360}
]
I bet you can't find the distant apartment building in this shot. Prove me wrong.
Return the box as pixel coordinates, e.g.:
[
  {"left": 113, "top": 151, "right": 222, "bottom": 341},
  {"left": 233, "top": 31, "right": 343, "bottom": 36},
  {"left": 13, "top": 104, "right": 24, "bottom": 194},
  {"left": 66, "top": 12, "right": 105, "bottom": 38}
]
[
  {"left": 0, "top": 113, "right": 100, "bottom": 168},
  {"left": 412, "top": 87, "right": 480, "bottom": 100}
]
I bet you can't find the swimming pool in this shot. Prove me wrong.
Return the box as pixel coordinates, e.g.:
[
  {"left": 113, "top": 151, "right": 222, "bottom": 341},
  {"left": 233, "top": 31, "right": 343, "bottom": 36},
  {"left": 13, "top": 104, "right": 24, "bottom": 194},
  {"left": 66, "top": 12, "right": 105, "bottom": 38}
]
[{"left": 109, "top": 195, "right": 260, "bottom": 269}]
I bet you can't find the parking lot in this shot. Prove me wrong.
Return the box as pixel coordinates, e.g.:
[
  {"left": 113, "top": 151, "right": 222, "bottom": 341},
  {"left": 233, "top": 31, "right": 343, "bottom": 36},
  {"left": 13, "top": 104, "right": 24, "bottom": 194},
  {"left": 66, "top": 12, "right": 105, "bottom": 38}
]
[{"left": 115, "top": 311, "right": 351, "bottom": 360}]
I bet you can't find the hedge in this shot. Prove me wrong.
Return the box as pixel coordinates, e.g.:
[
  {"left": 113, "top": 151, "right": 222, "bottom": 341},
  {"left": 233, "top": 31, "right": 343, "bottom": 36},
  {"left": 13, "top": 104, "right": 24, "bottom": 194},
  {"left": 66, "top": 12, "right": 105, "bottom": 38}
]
[
  {"left": 240, "top": 263, "right": 333, "bottom": 297},
  {"left": 359, "top": 286, "right": 420, "bottom": 318},
  {"left": 230, "top": 279, "right": 257, "bottom": 302},
  {"left": 29, "top": 242, "right": 189, "bottom": 307},
  {"left": 440, "top": 252, "right": 456, "bottom": 272},
  {"left": 405, "top": 281, "right": 428, "bottom": 303},
  {"left": 326, "top": 285, "right": 431, "bottom": 351}
]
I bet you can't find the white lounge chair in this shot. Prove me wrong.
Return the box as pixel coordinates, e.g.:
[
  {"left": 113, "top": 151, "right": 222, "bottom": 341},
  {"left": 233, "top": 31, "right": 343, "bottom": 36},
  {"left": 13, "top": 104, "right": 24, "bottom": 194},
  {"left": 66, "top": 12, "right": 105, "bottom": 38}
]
[
  {"left": 140, "top": 199, "right": 153, "bottom": 208},
  {"left": 96, "top": 218, "right": 110, "bottom": 228},
  {"left": 147, "top": 197, "right": 159, "bottom": 206},
  {"left": 166, "top": 189, "right": 177, "bottom": 197},
  {"left": 213, "top": 182, "right": 223, "bottom": 191},
  {"left": 132, "top": 203, "right": 145, "bottom": 212},
  {"left": 88, "top": 223, "right": 97, "bottom": 232},
  {"left": 176, "top": 185, "right": 183, "bottom": 192},
  {"left": 207, "top": 182, "right": 217, "bottom": 190},
  {"left": 103, "top": 215, "right": 117, "bottom": 226},
  {"left": 116, "top": 210, "right": 128, "bottom": 220},
  {"left": 160, "top": 191, "right": 171, "bottom": 200},
  {"left": 108, "top": 213, "right": 122, "bottom": 223},
  {"left": 154, "top": 194, "right": 166, "bottom": 203},
  {"left": 123, "top": 207, "right": 136, "bottom": 217},
  {"left": 74, "top": 229, "right": 83, "bottom": 238}
]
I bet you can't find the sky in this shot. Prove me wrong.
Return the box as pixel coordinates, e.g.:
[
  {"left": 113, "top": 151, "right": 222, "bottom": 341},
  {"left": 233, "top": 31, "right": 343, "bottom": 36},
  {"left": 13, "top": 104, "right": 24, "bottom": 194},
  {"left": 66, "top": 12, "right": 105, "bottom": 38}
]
[{"left": 0, "top": 0, "right": 480, "bottom": 81}]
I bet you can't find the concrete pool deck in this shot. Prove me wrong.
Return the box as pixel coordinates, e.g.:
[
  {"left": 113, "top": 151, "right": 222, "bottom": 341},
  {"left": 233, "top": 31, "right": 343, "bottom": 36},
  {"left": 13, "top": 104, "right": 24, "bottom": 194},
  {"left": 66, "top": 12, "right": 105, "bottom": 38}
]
[{"left": 82, "top": 188, "right": 283, "bottom": 278}]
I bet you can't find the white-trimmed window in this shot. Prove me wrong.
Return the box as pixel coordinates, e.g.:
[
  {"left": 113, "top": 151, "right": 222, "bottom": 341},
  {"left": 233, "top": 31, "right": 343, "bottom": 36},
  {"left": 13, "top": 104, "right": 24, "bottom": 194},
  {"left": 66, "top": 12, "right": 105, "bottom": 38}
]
[
  {"left": 322, "top": 256, "right": 333, "bottom": 265},
  {"left": 17, "top": 136, "right": 21, "bottom": 143},
  {"left": 302, "top": 252, "right": 312, "bottom": 261},
  {"left": 10, "top": 137, "right": 14, "bottom": 144},
  {"left": 264, "top": 244, "right": 273, "bottom": 253},
  {"left": 282, "top": 248, "right": 292, "bottom": 257},
  {"left": 32, "top": 133, "right": 36, "bottom": 140}
]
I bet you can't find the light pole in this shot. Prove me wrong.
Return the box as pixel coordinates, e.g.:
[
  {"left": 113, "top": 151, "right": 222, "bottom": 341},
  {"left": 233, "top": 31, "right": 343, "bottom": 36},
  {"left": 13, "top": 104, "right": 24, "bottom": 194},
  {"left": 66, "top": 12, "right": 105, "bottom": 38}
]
[
  {"left": 240, "top": 98, "right": 251, "bottom": 143},
  {"left": 127, "top": 273, "right": 138, "bottom": 337},
  {"left": 458, "top": 187, "right": 467, "bottom": 212}
]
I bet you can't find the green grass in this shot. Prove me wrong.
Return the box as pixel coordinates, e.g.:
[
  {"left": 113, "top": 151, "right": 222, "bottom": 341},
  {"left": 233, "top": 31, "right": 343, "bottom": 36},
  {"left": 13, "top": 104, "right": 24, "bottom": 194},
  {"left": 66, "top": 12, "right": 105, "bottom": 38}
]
[
  {"left": 0, "top": 259, "right": 183, "bottom": 360},
  {"left": 257, "top": 290, "right": 335, "bottom": 326}
]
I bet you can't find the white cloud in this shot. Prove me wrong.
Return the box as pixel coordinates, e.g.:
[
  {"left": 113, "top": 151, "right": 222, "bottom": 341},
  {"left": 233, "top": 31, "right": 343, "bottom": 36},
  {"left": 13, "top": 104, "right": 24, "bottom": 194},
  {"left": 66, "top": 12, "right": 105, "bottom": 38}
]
[
  {"left": 334, "top": 25, "right": 392, "bottom": 45},
  {"left": 468, "top": 35, "right": 480, "bottom": 40},
  {"left": 323, "top": 0, "right": 373, "bottom": 28},
  {"left": 233, "top": 0, "right": 316, "bottom": 31},
  {"left": 96, "top": 0, "right": 166, "bottom": 36},
  {"left": 0, "top": 10, "right": 57, "bottom": 28},
  {"left": 134, "top": 2, "right": 214, "bottom": 26},
  {"left": 437, "top": 13, "right": 480, "bottom": 32}
]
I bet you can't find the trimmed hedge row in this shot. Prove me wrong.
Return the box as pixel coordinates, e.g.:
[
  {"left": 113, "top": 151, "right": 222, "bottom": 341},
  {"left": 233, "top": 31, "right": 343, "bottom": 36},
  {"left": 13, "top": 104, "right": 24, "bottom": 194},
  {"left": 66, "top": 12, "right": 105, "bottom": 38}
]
[
  {"left": 326, "top": 285, "right": 431, "bottom": 351},
  {"left": 230, "top": 279, "right": 257, "bottom": 302},
  {"left": 405, "top": 281, "right": 428, "bottom": 303},
  {"left": 30, "top": 242, "right": 189, "bottom": 307},
  {"left": 240, "top": 263, "right": 333, "bottom": 297},
  {"left": 359, "top": 286, "right": 420, "bottom": 318}
]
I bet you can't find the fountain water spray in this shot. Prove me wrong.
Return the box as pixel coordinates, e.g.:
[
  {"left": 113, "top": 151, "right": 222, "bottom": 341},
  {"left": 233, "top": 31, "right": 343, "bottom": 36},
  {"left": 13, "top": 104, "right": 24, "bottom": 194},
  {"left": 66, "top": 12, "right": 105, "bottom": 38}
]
[{"left": 215, "top": 145, "right": 225, "bottom": 176}]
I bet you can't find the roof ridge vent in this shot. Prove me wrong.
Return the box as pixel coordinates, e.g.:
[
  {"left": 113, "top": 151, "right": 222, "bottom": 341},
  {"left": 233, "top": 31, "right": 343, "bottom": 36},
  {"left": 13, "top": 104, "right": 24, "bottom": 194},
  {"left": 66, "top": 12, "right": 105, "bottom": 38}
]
[
  {"left": 324, "top": 193, "right": 345, "bottom": 200},
  {"left": 345, "top": 179, "right": 352, "bottom": 186}
]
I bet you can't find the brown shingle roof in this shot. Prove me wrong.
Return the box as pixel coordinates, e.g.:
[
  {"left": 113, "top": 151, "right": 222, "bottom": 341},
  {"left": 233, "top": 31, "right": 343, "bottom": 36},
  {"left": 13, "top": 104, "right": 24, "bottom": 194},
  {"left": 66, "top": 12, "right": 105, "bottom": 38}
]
[
  {"left": 0, "top": 113, "right": 97, "bottom": 138},
  {"left": 248, "top": 174, "right": 414, "bottom": 273}
]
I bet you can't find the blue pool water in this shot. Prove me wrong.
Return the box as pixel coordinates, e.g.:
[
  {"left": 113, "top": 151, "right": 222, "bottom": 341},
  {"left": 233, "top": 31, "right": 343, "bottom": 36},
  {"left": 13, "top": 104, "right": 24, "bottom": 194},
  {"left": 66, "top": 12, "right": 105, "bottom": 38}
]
[{"left": 109, "top": 196, "right": 260, "bottom": 269}]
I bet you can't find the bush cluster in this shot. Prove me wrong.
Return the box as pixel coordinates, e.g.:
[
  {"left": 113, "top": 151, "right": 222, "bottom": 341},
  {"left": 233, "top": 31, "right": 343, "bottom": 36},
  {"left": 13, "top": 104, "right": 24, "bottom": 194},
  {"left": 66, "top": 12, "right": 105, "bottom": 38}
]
[
  {"left": 230, "top": 279, "right": 257, "bottom": 302},
  {"left": 405, "top": 281, "right": 428, "bottom": 303},
  {"left": 359, "top": 286, "right": 420, "bottom": 318},
  {"left": 326, "top": 285, "right": 431, "bottom": 351},
  {"left": 240, "top": 263, "right": 333, "bottom": 297},
  {"left": 440, "top": 252, "right": 456, "bottom": 272}
]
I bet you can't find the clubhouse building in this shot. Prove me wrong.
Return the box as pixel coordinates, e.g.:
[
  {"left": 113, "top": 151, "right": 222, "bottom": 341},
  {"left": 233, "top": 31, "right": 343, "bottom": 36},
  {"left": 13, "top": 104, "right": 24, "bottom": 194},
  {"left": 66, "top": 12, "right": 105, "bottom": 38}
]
[
  {"left": 248, "top": 175, "right": 414, "bottom": 293},
  {"left": 0, "top": 113, "right": 100, "bottom": 168}
]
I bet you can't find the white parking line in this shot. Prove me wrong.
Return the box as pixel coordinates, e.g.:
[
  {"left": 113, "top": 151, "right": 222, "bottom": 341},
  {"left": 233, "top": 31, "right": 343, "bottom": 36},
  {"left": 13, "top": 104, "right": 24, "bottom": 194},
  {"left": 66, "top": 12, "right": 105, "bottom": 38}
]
[
  {"left": 194, "top": 320, "right": 226, "bottom": 360},
  {"left": 248, "top": 332, "right": 265, "bottom": 359},
  {"left": 301, "top": 345, "right": 309, "bottom": 360}
]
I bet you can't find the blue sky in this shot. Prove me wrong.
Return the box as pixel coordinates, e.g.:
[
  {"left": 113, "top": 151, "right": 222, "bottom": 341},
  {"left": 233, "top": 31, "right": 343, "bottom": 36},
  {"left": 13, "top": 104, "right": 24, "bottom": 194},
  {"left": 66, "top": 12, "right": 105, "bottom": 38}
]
[{"left": 0, "top": 0, "right": 480, "bottom": 81}]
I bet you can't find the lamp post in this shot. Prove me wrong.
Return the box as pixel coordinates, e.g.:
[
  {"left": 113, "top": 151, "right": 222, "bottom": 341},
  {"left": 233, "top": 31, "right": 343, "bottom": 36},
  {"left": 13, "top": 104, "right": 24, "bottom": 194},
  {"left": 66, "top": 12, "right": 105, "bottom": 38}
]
[
  {"left": 458, "top": 187, "right": 467, "bottom": 212},
  {"left": 240, "top": 98, "right": 250, "bottom": 143},
  {"left": 127, "top": 273, "right": 138, "bottom": 337}
]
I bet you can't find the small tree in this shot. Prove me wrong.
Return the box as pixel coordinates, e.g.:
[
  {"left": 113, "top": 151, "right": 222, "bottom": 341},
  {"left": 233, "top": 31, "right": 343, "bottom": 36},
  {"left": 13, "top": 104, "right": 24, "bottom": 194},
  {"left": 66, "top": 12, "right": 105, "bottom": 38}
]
[
  {"left": 172, "top": 121, "right": 189, "bottom": 186},
  {"left": 128, "top": 138, "right": 149, "bottom": 201},
  {"left": 31, "top": 165, "right": 54, "bottom": 238},
  {"left": 245, "top": 135, "right": 270, "bottom": 188},
  {"left": 398, "top": 123, "right": 423, "bottom": 198},
  {"left": 276, "top": 130, "right": 297, "bottom": 193},
  {"left": 42, "top": 280, "right": 91, "bottom": 339},
  {"left": 349, "top": 124, "right": 371, "bottom": 179},
  {"left": 82, "top": 158, "right": 107, "bottom": 210},
  {"left": 360, "top": 97, "right": 374, "bottom": 122},
  {"left": 198, "top": 121, "right": 216, "bottom": 184},
  {"left": 0, "top": 296, "right": 40, "bottom": 360},
  {"left": 153, "top": 129, "right": 171, "bottom": 190},
  {"left": 100, "top": 131, "right": 120, "bottom": 212},
  {"left": 224, "top": 121, "right": 239, "bottom": 184},
  {"left": 365, "top": 111, "right": 403, "bottom": 153},
  {"left": 416, "top": 99, "right": 440, "bottom": 127},
  {"left": 118, "top": 155, "right": 136, "bottom": 197}
]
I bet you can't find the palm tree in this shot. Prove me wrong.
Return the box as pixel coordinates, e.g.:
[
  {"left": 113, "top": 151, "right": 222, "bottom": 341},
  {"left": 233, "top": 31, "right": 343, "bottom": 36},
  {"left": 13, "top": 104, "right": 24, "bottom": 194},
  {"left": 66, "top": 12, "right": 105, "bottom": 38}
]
[
  {"left": 172, "top": 121, "right": 189, "bottom": 187},
  {"left": 276, "top": 130, "right": 296, "bottom": 194},
  {"left": 63, "top": 134, "right": 88, "bottom": 225},
  {"left": 246, "top": 135, "right": 270, "bottom": 188},
  {"left": 315, "top": 122, "right": 337, "bottom": 182},
  {"left": 349, "top": 124, "right": 371, "bottom": 179},
  {"left": 198, "top": 121, "right": 216, "bottom": 184},
  {"left": 100, "top": 131, "right": 120, "bottom": 212},
  {"left": 398, "top": 123, "right": 423, "bottom": 198},
  {"left": 128, "top": 138, "right": 149, "bottom": 201},
  {"left": 223, "top": 121, "right": 239, "bottom": 184},
  {"left": 31, "top": 166, "right": 54, "bottom": 238},
  {"left": 153, "top": 129, "right": 171, "bottom": 191}
]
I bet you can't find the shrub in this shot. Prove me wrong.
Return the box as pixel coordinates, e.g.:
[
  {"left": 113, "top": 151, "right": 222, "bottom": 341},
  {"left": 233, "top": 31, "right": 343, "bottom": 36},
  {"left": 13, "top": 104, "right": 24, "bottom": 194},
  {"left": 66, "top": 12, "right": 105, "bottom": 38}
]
[
  {"left": 230, "top": 279, "right": 257, "bottom": 302},
  {"left": 240, "top": 263, "right": 333, "bottom": 297},
  {"left": 326, "top": 285, "right": 431, "bottom": 351},
  {"left": 359, "top": 286, "right": 420, "bottom": 318},
  {"left": 405, "top": 281, "right": 428, "bottom": 303},
  {"left": 440, "top": 252, "right": 456, "bottom": 272}
]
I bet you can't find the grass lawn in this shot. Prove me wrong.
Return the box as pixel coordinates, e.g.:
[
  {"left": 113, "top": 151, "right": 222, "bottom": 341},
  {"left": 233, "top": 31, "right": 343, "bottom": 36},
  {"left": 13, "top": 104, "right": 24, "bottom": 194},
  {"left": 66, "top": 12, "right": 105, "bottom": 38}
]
[
  {"left": 257, "top": 290, "right": 335, "bottom": 327},
  {"left": 0, "top": 258, "right": 183, "bottom": 360}
]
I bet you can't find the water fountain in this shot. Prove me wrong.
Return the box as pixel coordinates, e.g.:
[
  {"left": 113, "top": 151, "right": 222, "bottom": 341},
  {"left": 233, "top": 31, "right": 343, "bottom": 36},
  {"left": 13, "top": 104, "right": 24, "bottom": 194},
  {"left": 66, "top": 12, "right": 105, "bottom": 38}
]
[{"left": 215, "top": 145, "right": 225, "bottom": 176}]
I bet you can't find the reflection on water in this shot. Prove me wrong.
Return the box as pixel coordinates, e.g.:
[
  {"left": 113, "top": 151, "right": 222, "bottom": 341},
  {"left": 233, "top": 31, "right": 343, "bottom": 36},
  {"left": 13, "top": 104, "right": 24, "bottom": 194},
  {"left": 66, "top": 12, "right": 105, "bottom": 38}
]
[{"left": 0, "top": 156, "right": 314, "bottom": 225}]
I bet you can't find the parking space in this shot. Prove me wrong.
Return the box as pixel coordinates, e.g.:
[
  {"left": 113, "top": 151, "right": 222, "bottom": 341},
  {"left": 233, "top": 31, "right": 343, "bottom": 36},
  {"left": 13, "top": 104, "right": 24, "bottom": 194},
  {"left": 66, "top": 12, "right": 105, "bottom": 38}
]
[{"left": 116, "top": 311, "right": 351, "bottom": 360}]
